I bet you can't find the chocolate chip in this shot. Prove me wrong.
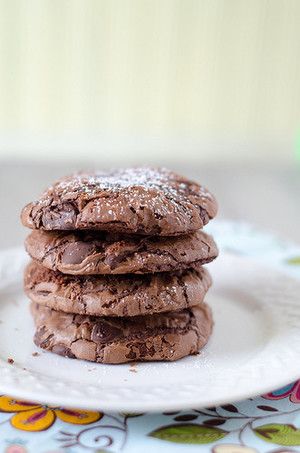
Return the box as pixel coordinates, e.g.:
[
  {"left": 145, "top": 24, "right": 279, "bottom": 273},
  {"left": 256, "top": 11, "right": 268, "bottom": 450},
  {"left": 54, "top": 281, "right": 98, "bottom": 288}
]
[
  {"left": 62, "top": 242, "right": 95, "bottom": 265},
  {"left": 42, "top": 202, "right": 77, "bottom": 230},
  {"left": 34, "top": 327, "right": 54, "bottom": 348},
  {"left": 126, "top": 350, "right": 137, "bottom": 360},
  {"left": 52, "top": 344, "right": 76, "bottom": 358},
  {"left": 91, "top": 322, "right": 122, "bottom": 344},
  {"left": 104, "top": 251, "right": 130, "bottom": 270}
]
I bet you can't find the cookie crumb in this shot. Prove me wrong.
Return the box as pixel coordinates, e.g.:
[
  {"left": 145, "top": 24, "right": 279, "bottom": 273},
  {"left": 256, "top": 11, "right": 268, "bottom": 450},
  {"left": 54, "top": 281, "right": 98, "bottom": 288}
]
[
  {"left": 129, "top": 363, "right": 138, "bottom": 373},
  {"left": 7, "top": 358, "right": 14, "bottom": 364},
  {"left": 32, "top": 352, "right": 40, "bottom": 357}
]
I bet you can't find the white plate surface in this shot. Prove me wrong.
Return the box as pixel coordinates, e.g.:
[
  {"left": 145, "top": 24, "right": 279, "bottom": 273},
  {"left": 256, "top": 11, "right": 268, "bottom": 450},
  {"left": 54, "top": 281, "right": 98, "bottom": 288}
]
[{"left": 0, "top": 248, "right": 300, "bottom": 412}]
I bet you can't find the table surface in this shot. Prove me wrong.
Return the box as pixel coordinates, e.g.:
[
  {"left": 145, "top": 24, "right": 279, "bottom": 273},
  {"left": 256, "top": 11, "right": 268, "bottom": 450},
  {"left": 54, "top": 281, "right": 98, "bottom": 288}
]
[{"left": 1, "top": 160, "right": 299, "bottom": 248}]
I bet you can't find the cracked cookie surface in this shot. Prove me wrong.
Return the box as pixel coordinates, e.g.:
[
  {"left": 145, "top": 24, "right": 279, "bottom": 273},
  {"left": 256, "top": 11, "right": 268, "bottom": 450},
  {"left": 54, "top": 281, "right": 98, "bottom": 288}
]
[
  {"left": 25, "top": 229, "right": 218, "bottom": 275},
  {"left": 31, "top": 302, "right": 213, "bottom": 363},
  {"left": 21, "top": 167, "right": 217, "bottom": 236},
  {"left": 24, "top": 261, "right": 212, "bottom": 317}
]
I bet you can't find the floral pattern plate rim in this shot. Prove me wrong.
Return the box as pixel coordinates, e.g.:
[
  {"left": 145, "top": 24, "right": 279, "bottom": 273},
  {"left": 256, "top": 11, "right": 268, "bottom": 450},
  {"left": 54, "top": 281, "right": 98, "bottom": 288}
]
[{"left": 0, "top": 227, "right": 300, "bottom": 412}]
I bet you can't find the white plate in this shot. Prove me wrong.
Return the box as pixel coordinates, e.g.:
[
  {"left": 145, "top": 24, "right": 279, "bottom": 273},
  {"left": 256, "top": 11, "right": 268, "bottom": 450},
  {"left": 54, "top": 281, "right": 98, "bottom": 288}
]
[{"left": 0, "top": 247, "right": 300, "bottom": 412}]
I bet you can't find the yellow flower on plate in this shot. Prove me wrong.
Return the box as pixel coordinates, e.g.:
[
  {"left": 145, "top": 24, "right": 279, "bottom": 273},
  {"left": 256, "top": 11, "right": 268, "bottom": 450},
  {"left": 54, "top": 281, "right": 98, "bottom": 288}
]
[{"left": 0, "top": 396, "right": 102, "bottom": 432}]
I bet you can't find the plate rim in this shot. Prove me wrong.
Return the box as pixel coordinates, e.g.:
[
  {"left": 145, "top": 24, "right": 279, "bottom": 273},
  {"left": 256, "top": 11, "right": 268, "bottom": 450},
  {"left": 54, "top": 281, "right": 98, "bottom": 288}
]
[{"left": 2, "top": 371, "right": 300, "bottom": 412}]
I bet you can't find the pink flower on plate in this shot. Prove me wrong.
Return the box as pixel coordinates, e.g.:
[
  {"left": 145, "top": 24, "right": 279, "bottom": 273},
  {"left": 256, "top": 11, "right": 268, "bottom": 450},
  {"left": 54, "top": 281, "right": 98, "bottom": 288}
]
[
  {"left": 264, "top": 381, "right": 300, "bottom": 403},
  {"left": 5, "top": 446, "right": 27, "bottom": 453}
]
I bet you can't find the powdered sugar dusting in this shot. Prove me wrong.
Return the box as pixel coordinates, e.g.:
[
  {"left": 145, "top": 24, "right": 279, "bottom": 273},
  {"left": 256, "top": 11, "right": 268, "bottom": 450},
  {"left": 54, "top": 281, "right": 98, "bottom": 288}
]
[
  {"left": 51, "top": 167, "right": 211, "bottom": 203},
  {"left": 56, "top": 168, "right": 177, "bottom": 195},
  {"left": 28, "top": 167, "right": 217, "bottom": 234}
]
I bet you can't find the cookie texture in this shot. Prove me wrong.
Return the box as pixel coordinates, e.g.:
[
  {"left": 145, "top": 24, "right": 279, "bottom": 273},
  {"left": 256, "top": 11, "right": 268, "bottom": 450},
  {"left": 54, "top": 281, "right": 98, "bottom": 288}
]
[
  {"left": 25, "top": 261, "right": 211, "bottom": 317},
  {"left": 21, "top": 167, "right": 217, "bottom": 235},
  {"left": 25, "top": 229, "right": 218, "bottom": 275},
  {"left": 31, "top": 302, "right": 213, "bottom": 363}
]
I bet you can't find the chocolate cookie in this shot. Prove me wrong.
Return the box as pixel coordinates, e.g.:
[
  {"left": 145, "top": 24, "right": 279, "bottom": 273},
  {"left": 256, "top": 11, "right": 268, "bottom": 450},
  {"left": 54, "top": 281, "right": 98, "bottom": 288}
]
[
  {"left": 21, "top": 167, "right": 217, "bottom": 235},
  {"left": 25, "top": 229, "right": 218, "bottom": 275},
  {"left": 31, "top": 302, "right": 213, "bottom": 363},
  {"left": 25, "top": 261, "right": 211, "bottom": 317}
]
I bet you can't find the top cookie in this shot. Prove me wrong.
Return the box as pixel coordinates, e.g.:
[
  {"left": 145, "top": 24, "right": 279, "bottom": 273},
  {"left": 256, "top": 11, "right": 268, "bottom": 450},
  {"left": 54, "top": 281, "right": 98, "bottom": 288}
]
[{"left": 21, "top": 167, "right": 217, "bottom": 236}]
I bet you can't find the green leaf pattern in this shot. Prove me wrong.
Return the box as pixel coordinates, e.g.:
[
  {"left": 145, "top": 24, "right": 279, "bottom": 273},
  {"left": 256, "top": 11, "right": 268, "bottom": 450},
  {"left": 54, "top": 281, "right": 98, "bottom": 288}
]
[
  {"left": 149, "top": 423, "right": 227, "bottom": 444},
  {"left": 254, "top": 423, "right": 300, "bottom": 446}
]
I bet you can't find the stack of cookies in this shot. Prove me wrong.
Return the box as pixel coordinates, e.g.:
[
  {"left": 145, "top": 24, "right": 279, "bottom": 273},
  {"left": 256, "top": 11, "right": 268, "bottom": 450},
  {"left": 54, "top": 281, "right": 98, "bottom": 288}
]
[{"left": 21, "top": 167, "right": 218, "bottom": 364}]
